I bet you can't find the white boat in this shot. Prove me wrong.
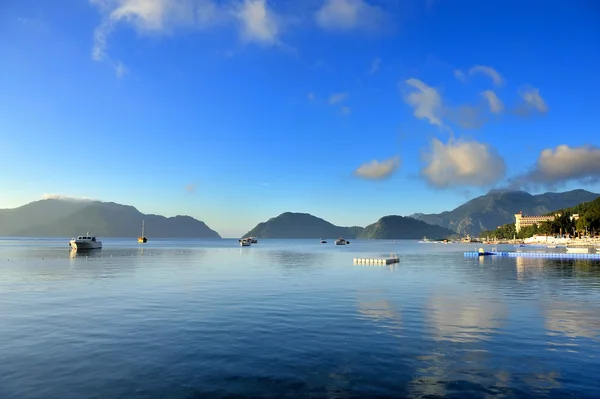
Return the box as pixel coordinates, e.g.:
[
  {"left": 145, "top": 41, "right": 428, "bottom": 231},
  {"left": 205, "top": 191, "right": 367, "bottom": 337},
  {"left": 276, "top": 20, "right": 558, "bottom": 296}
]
[
  {"left": 239, "top": 238, "right": 252, "bottom": 247},
  {"left": 335, "top": 237, "right": 349, "bottom": 246},
  {"left": 69, "top": 233, "right": 102, "bottom": 250}
]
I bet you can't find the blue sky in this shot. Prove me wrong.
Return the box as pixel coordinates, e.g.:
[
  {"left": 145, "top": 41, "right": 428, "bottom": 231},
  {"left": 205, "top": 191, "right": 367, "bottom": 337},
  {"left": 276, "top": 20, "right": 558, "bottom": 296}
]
[{"left": 1, "top": 0, "right": 599, "bottom": 237}]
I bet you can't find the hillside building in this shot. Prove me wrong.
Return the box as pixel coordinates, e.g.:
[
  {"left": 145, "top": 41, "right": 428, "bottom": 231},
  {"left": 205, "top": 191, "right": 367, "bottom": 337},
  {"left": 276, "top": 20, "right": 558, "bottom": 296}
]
[{"left": 514, "top": 211, "right": 580, "bottom": 233}]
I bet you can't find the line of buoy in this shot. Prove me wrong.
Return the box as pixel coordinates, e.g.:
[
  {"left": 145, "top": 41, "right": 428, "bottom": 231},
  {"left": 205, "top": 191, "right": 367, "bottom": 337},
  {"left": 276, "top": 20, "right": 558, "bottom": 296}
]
[
  {"left": 464, "top": 251, "right": 600, "bottom": 260},
  {"left": 353, "top": 257, "right": 399, "bottom": 265}
]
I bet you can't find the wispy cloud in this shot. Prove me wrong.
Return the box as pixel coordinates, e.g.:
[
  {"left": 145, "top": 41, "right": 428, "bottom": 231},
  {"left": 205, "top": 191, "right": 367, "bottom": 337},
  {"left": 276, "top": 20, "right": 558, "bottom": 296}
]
[
  {"left": 315, "top": 0, "right": 389, "bottom": 32},
  {"left": 354, "top": 155, "right": 401, "bottom": 180},
  {"left": 16, "top": 17, "right": 48, "bottom": 32},
  {"left": 453, "top": 69, "right": 466, "bottom": 82},
  {"left": 403, "top": 77, "right": 510, "bottom": 130},
  {"left": 451, "top": 104, "right": 489, "bottom": 130},
  {"left": 421, "top": 138, "right": 506, "bottom": 188},
  {"left": 328, "top": 92, "right": 349, "bottom": 105},
  {"left": 402, "top": 78, "right": 444, "bottom": 128},
  {"left": 515, "top": 86, "right": 548, "bottom": 115},
  {"left": 468, "top": 65, "right": 504, "bottom": 86},
  {"left": 454, "top": 65, "right": 504, "bottom": 87},
  {"left": 481, "top": 90, "right": 504, "bottom": 113},
  {"left": 368, "top": 57, "right": 381, "bottom": 74},
  {"left": 90, "top": 0, "right": 283, "bottom": 74},
  {"left": 510, "top": 145, "right": 600, "bottom": 189},
  {"left": 114, "top": 61, "right": 128, "bottom": 78},
  {"left": 308, "top": 91, "right": 352, "bottom": 115}
]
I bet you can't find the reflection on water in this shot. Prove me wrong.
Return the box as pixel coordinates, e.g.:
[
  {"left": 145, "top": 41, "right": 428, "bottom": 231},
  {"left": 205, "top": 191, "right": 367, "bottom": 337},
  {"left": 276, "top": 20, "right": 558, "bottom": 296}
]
[
  {"left": 1, "top": 239, "right": 600, "bottom": 398},
  {"left": 427, "top": 293, "right": 507, "bottom": 343},
  {"left": 544, "top": 302, "right": 600, "bottom": 340},
  {"left": 356, "top": 290, "right": 403, "bottom": 336},
  {"left": 69, "top": 248, "right": 103, "bottom": 258}
]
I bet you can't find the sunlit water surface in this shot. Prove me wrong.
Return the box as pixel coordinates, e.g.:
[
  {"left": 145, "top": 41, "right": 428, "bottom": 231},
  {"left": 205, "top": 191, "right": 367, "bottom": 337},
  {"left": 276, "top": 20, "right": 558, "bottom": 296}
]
[{"left": 1, "top": 238, "right": 600, "bottom": 398}]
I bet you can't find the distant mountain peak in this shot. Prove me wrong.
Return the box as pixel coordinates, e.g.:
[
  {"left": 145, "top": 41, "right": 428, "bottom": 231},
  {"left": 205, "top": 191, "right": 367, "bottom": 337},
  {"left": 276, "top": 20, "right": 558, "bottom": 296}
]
[{"left": 411, "top": 189, "right": 600, "bottom": 236}]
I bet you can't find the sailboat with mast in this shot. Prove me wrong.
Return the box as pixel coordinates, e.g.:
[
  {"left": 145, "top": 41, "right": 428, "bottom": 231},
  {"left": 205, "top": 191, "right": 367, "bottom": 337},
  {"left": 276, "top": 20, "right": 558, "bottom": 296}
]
[{"left": 138, "top": 220, "right": 148, "bottom": 243}]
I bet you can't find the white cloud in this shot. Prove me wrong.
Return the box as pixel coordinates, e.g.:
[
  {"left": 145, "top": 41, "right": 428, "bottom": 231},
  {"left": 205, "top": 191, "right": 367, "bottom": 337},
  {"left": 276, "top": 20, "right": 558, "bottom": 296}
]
[
  {"left": 421, "top": 138, "right": 506, "bottom": 188},
  {"left": 481, "top": 90, "right": 504, "bottom": 113},
  {"left": 521, "top": 145, "right": 600, "bottom": 185},
  {"left": 517, "top": 86, "right": 548, "bottom": 114},
  {"left": 354, "top": 156, "right": 400, "bottom": 180},
  {"left": 328, "top": 92, "right": 349, "bottom": 104},
  {"left": 42, "top": 194, "right": 95, "bottom": 202},
  {"left": 233, "top": 0, "right": 279, "bottom": 45},
  {"left": 315, "top": 0, "right": 388, "bottom": 32},
  {"left": 403, "top": 78, "right": 443, "bottom": 127},
  {"left": 369, "top": 57, "right": 381, "bottom": 74},
  {"left": 468, "top": 65, "right": 504, "bottom": 86},
  {"left": 340, "top": 105, "right": 351, "bottom": 115},
  {"left": 307, "top": 92, "right": 316, "bottom": 101}
]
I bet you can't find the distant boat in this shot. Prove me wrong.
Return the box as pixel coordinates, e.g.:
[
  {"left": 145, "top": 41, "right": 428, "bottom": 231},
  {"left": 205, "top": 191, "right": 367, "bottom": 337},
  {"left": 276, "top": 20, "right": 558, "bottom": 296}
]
[
  {"left": 320, "top": 239, "right": 327, "bottom": 244},
  {"left": 335, "top": 237, "right": 349, "bottom": 246},
  {"left": 138, "top": 220, "right": 147, "bottom": 243},
  {"left": 69, "top": 233, "right": 102, "bottom": 250},
  {"left": 239, "top": 238, "right": 252, "bottom": 247},
  {"left": 248, "top": 237, "right": 258, "bottom": 243}
]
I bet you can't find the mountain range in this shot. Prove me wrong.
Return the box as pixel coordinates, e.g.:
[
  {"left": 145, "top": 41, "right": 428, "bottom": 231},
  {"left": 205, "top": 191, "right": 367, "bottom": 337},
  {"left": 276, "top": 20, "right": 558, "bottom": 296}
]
[
  {"left": 410, "top": 189, "right": 599, "bottom": 236},
  {"left": 242, "top": 212, "right": 454, "bottom": 239},
  {"left": 0, "top": 199, "right": 220, "bottom": 238},
  {"left": 2, "top": 189, "right": 597, "bottom": 239}
]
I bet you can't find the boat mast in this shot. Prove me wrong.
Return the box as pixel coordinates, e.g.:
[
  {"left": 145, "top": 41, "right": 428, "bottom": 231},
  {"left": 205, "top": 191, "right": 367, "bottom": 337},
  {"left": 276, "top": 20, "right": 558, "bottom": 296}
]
[{"left": 141, "top": 220, "right": 145, "bottom": 237}]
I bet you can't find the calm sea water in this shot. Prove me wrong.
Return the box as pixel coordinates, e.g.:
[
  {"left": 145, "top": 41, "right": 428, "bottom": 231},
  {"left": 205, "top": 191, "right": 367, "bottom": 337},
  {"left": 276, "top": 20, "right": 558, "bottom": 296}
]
[{"left": 1, "top": 238, "right": 600, "bottom": 399}]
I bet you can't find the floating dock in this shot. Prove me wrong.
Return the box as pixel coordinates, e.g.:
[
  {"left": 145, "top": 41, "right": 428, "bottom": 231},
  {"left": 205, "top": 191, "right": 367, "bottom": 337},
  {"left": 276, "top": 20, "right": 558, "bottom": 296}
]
[
  {"left": 353, "top": 254, "right": 399, "bottom": 265},
  {"left": 464, "top": 251, "right": 600, "bottom": 260}
]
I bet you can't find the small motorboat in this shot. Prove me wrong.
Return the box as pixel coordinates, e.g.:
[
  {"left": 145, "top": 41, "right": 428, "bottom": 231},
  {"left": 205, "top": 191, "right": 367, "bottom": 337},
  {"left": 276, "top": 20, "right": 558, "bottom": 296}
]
[
  {"left": 69, "top": 233, "right": 102, "bottom": 250},
  {"left": 248, "top": 237, "right": 258, "bottom": 243},
  {"left": 239, "top": 238, "right": 252, "bottom": 247},
  {"left": 320, "top": 239, "right": 327, "bottom": 244},
  {"left": 335, "top": 237, "right": 349, "bottom": 246}
]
